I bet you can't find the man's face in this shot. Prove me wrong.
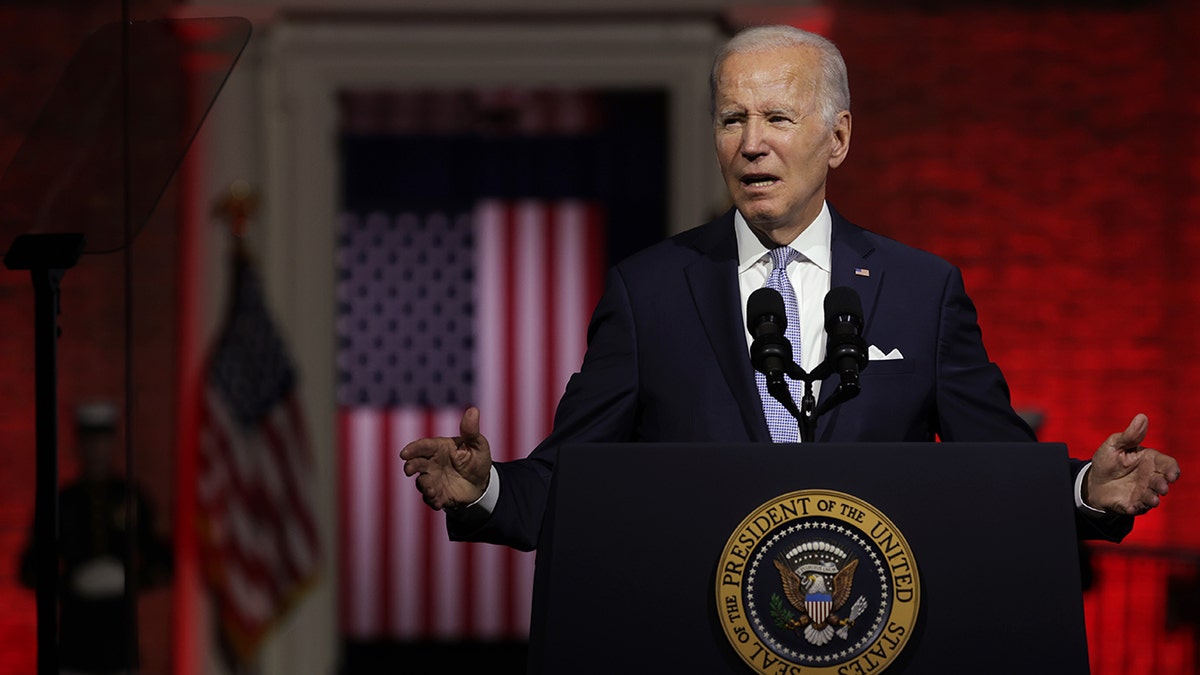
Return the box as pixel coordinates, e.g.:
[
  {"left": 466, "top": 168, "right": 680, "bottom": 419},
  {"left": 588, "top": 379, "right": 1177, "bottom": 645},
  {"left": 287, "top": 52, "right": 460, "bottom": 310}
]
[
  {"left": 713, "top": 45, "right": 850, "bottom": 244},
  {"left": 78, "top": 432, "right": 115, "bottom": 482}
]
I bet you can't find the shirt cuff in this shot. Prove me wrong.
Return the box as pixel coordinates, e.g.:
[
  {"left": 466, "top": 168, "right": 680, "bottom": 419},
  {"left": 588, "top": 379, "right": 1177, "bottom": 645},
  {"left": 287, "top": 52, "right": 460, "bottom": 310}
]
[
  {"left": 473, "top": 464, "right": 500, "bottom": 513},
  {"left": 1073, "top": 462, "right": 1107, "bottom": 516},
  {"left": 447, "top": 464, "right": 500, "bottom": 529}
]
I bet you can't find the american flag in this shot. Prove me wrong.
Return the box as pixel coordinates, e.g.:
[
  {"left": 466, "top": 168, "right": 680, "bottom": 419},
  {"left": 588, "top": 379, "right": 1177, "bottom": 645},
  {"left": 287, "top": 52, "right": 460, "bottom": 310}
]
[
  {"left": 196, "top": 248, "right": 321, "bottom": 663},
  {"left": 336, "top": 198, "right": 603, "bottom": 640}
]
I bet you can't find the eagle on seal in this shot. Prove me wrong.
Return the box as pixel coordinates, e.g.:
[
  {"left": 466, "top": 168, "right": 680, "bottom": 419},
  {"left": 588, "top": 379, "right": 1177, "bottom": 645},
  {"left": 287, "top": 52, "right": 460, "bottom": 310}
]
[{"left": 773, "top": 556, "right": 861, "bottom": 646}]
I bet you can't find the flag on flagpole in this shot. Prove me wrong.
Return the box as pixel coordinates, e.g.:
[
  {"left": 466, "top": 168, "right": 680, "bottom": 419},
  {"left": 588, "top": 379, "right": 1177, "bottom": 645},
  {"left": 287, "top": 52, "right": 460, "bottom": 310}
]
[{"left": 196, "top": 245, "right": 321, "bottom": 663}]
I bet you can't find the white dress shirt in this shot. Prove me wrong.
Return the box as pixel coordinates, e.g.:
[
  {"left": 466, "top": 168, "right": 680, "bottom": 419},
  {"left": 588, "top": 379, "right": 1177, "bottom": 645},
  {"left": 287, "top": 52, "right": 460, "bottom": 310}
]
[{"left": 735, "top": 203, "right": 833, "bottom": 404}]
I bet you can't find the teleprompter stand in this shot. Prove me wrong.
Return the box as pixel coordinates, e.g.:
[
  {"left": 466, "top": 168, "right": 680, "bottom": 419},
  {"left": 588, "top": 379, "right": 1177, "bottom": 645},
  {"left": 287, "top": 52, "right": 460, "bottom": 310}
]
[{"left": 0, "top": 18, "right": 250, "bottom": 674}]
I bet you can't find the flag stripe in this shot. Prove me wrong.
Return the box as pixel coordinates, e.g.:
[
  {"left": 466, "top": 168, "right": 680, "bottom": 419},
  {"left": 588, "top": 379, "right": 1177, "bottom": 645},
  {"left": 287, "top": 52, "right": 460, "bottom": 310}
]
[
  {"left": 379, "top": 410, "right": 394, "bottom": 635},
  {"left": 390, "top": 409, "right": 424, "bottom": 637},
  {"left": 419, "top": 410, "right": 438, "bottom": 639},
  {"left": 346, "top": 408, "right": 382, "bottom": 637},
  {"left": 475, "top": 199, "right": 508, "bottom": 638},
  {"left": 555, "top": 202, "right": 586, "bottom": 394},
  {"left": 421, "top": 410, "right": 438, "bottom": 636},
  {"left": 262, "top": 405, "right": 319, "bottom": 573},
  {"left": 336, "top": 408, "right": 352, "bottom": 634},
  {"left": 513, "top": 201, "right": 546, "bottom": 634},
  {"left": 499, "top": 201, "right": 521, "bottom": 636},
  {"left": 544, "top": 204, "right": 562, "bottom": 429},
  {"left": 280, "top": 399, "right": 321, "bottom": 554},
  {"left": 201, "top": 393, "right": 282, "bottom": 609}
]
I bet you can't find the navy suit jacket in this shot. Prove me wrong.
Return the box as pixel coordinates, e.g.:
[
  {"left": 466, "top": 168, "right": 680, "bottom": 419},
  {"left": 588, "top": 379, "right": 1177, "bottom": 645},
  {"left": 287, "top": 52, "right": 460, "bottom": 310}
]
[{"left": 452, "top": 207, "right": 1132, "bottom": 549}]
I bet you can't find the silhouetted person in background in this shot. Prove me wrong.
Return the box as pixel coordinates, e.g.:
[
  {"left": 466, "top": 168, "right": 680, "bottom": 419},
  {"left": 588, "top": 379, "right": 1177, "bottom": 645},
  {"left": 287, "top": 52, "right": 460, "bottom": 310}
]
[{"left": 19, "top": 401, "right": 172, "bottom": 675}]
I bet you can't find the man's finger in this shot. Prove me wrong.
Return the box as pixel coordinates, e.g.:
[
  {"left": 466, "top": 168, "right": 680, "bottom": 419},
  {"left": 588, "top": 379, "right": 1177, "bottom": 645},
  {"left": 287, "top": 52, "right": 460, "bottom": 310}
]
[
  {"left": 459, "top": 406, "right": 482, "bottom": 442},
  {"left": 415, "top": 475, "right": 445, "bottom": 510},
  {"left": 1155, "top": 453, "right": 1182, "bottom": 482},
  {"left": 402, "top": 457, "right": 429, "bottom": 478},
  {"left": 1113, "top": 413, "right": 1149, "bottom": 450},
  {"left": 1148, "top": 474, "right": 1170, "bottom": 496},
  {"left": 415, "top": 473, "right": 433, "bottom": 493},
  {"left": 400, "top": 438, "right": 442, "bottom": 461}
]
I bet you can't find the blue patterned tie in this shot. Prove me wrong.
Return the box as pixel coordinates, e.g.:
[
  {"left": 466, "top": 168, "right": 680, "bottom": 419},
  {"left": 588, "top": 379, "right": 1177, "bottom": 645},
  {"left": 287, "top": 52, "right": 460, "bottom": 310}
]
[{"left": 756, "top": 247, "right": 803, "bottom": 442}]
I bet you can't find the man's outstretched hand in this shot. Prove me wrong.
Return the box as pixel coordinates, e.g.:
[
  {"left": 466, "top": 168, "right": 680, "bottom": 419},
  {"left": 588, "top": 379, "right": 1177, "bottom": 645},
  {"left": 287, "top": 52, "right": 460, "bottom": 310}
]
[
  {"left": 1085, "top": 414, "right": 1181, "bottom": 516},
  {"left": 401, "top": 407, "right": 493, "bottom": 511}
]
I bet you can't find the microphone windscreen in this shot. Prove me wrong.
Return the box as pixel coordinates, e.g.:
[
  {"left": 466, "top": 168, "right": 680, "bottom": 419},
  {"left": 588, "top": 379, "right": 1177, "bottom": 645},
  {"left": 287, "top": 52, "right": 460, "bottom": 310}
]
[
  {"left": 823, "top": 286, "right": 863, "bottom": 331},
  {"left": 747, "top": 287, "right": 787, "bottom": 334}
]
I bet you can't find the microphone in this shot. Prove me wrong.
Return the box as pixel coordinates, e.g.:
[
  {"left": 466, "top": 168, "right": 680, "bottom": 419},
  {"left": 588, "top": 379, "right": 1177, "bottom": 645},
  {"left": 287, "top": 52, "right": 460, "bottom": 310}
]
[
  {"left": 823, "top": 287, "right": 868, "bottom": 389},
  {"left": 747, "top": 287, "right": 792, "bottom": 386}
]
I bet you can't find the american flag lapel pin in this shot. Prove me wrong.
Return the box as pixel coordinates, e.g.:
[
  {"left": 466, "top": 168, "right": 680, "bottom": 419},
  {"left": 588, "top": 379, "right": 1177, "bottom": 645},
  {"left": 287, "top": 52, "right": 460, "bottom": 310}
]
[{"left": 855, "top": 267, "right": 871, "bottom": 277}]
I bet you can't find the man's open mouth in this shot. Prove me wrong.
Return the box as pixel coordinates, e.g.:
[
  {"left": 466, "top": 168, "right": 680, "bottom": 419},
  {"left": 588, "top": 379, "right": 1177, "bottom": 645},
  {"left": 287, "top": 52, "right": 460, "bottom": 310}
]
[{"left": 741, "top": 174, "right": 778, "bottom": 188}]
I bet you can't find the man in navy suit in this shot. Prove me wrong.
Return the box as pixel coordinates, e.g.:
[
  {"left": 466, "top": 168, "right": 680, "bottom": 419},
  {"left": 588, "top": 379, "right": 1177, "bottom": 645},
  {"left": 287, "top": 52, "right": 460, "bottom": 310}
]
[{"left": 402, "top": 25, "right": 1179, "bottom": 552}]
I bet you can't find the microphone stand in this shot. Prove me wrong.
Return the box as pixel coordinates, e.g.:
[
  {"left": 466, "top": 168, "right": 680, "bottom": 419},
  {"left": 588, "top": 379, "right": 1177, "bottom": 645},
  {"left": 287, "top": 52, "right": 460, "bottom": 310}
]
[{"left": 771, "top": 357, "right": 863, "bottom": 443}]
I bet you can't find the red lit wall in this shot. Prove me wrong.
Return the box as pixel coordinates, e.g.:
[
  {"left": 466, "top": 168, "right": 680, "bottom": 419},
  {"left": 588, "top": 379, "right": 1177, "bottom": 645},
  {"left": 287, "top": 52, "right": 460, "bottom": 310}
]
[
  {"left": 829, "top": 2, "right": 1200, "bottom": 548},
  {"left": 829, "top": 5, "right": 1200, "bottom": 670}
]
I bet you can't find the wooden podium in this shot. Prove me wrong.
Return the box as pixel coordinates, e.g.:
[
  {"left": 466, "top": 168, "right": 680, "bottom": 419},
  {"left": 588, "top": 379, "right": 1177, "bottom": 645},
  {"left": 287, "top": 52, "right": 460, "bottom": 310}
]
[{"left": 528, "top": 443, "right": 1090, "bottom": 674}]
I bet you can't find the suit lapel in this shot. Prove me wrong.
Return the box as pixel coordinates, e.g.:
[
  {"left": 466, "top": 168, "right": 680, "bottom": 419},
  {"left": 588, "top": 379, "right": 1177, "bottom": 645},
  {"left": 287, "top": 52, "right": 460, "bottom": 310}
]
[
  {"left": 816, "top": 209, "right": 880, "bottom": 440},
  {"left": 683, "top": 211, "right": 772, "bottom": 442}
]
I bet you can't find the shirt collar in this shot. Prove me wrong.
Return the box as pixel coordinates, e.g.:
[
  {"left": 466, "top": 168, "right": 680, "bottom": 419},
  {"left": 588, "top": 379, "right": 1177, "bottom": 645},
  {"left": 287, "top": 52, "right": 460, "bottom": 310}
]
[{"left": 734, "top": 202, "right": 833, "bottom": 274}]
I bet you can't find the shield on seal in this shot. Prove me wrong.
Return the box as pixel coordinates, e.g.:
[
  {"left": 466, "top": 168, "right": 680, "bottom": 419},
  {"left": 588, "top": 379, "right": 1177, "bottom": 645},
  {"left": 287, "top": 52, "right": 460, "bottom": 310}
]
[{"left": 805, "top": 592, "right": 832, "bottom": 625}]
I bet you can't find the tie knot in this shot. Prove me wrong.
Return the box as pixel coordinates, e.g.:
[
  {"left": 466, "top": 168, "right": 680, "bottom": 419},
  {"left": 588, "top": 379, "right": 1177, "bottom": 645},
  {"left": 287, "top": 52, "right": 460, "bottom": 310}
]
[{"left": 769, "top": 246, "right": 797, "bottom": 271}]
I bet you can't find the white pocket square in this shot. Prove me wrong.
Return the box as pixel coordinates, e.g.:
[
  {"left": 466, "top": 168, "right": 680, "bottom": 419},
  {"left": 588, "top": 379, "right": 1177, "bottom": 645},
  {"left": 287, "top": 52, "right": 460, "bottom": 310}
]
[{"left": 868, "top": 345, "right": 904, "bottom": 361}]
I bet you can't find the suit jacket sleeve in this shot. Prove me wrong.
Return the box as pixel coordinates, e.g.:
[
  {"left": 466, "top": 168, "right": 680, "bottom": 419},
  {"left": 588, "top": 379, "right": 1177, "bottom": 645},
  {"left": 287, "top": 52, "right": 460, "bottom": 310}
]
[
  {"left": 932, "top": 265, "right": 1132, "bottom": 541},
  {"left": 448, "top": 267, "right": 642, "bottom": 551}
]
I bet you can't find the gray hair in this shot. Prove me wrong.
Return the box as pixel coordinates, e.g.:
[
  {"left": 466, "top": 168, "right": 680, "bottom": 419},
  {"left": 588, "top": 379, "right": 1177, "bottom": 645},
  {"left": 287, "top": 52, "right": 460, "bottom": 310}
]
[{"left": 710, "top": 25, "right": 851, "bottom": 126}]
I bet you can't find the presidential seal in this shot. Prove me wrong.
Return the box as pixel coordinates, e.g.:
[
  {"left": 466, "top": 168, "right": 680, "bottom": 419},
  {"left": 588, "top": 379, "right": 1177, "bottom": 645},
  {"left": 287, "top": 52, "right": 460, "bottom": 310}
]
[{"left": 716, "top": 490, "right": 920, "bottom": 675}]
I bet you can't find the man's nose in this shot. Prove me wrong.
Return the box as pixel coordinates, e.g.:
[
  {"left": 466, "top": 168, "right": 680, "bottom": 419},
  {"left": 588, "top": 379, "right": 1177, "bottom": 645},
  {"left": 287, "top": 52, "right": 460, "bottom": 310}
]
[{"left": 740, "top": 119, "right": 768, "bottom": 158}]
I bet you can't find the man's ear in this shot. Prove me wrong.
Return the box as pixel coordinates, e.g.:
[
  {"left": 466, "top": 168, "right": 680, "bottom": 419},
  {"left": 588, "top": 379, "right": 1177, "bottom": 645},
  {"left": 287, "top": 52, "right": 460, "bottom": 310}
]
[{"left": 828, "top": 110, "right": 852, "bottom": 169}]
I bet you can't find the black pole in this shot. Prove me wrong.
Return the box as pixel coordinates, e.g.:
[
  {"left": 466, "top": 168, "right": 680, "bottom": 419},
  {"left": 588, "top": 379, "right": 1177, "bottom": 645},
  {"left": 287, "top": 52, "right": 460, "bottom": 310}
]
[
  {"left": 5, "top": 232, "right": 85, "bottom": 675},
  {"left": 31, "top": 267, "right": 62, "bottom": 675},
  {"left": 777, "top": 359, "right": 859, "bottom": 444}
]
